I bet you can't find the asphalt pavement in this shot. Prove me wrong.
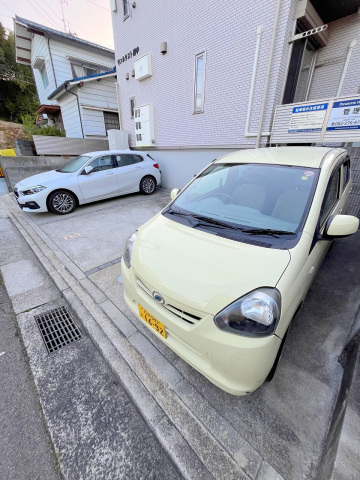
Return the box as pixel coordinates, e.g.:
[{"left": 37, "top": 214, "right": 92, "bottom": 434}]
[
  {"left": 0, "top": 188, "right": 359, "bottom": 480},
  {"left": 0, "top": 210, "right": 181, "bottom": 480}
]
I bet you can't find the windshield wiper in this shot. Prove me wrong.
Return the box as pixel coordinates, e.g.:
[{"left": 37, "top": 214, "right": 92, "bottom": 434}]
[
  {"left": 167, "top": 209, "right": 241, "bottom": 230},
  {"left": 242, "top": 228, "right": 296, "bottom": 237}
]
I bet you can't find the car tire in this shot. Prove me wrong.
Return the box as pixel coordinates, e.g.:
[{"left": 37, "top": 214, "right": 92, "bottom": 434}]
[
  {"left": 140, "top": 175, "right": 156, "bottom": 195},
  {"left": 48, "top": 190, "right": 76, "bottom": 215}
]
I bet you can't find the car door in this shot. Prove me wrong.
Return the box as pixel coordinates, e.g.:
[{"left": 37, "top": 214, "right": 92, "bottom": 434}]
[
  {"left": 77, "top": 155, "right": 119, "bottom": 202},
  {"left": 298, "top": 163, "right": 343, "bottom": 301},
  {"left": 113, "top": 154, "right": 143, "bottom": 194}
]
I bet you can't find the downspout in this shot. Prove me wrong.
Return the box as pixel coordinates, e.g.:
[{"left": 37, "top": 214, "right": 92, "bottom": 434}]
[
  {"left": 115, "top": 78, "right": 122, "bottom": 130},
  {"left": 336, "top": 39, "right": 357, "bottom": 97},
  {"left": 47, "top": 37, "right": 57, "bottom": 88},
  {"left": 244, "top": 26, "right": 263, "bottom": 137},
  {"left": 65, "top": 83, "right": 85, "bottom": 138},
  {"left": 255, "top": 0, "right": 282, "bottom": 148}
]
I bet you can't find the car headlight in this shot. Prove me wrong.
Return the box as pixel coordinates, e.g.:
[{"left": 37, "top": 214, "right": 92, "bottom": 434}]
[
  {"left": 123, "top": 231, "right": 138, "bottom": 268},
  {"left": 214, "top": 288, "right": 281, "bottom": 337},
  {"left": 21, "top": 185, "right": 47, "bottom": 195}
]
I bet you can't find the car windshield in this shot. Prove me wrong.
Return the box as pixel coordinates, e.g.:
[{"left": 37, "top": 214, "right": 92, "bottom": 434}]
[
  {"left": 166, "top": 163, "right": 319, "bottom": 240},
  {"left": 57, "top": 155, "right": 91, "bottom": 173}
]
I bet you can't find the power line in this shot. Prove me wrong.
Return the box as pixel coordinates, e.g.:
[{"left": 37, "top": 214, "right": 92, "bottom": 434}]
[
  {"left": 86, "top": 0, "right": 110, "bottom": 11},
  {"left": 0, "top": 0, "right": 14, "bottom": 14},
  {"left": 27, "top": 0, "right": 64, "bottom": 31},
  {"left": 32, "top": 0, "right": 64, "bottom": 30}
]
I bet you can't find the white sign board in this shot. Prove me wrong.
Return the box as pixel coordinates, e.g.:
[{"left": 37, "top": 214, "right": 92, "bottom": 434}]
[
  {"left": 288, "top": 103, "right": 328, "bottom": 133},
  {"left": 326, "top": 98, "right": 360, "bottom": 131}
]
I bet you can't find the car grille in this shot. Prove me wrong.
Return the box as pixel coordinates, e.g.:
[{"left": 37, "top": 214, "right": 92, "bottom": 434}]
[{"left": 136, "top": 276, "right": 203, "bottom": 325}]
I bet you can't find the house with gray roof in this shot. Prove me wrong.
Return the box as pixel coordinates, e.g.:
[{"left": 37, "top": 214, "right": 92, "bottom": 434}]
[{"left": 14, "top": 16, "right": 120, "bottom": 139}]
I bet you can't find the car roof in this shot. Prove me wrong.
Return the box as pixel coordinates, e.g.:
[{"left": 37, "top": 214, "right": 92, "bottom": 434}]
[
  {"left": 80, "top": 150, "right": 145, "bottom": 157},
  {"left": 215, "top": 146, "right": 346, "bottom": 168}
]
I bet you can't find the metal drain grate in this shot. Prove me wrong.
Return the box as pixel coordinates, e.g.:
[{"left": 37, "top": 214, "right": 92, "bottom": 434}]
[{"left": 35, "top": 306, "right": 82, "bottom": 354}]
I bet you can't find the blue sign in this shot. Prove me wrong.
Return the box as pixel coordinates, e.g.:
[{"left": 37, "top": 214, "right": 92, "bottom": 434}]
[{"left": 326, "top": 98, "right": 360, "bottom": 131}]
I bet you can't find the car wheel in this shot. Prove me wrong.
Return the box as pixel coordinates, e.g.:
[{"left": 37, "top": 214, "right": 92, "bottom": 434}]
[
  {"left": 140, "top": 176, "right": 156, "bottom": 195},
  {"left": 48, "top": 190, "right": 76, "bottom": 215}
]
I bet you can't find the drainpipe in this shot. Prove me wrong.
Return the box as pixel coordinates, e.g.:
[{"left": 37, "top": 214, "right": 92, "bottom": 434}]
[
  {"left": 115, "top": 79, "right": 122, "bottom": 130},
  {"left": 336, "top": 39, "right": 357, "bottom": 97},
  {"left": 244, "top": 26, "right": 263, "bottom": 137},
  {"left": 47, "top": 37, "right": 57, "bottom": 88},
  {"left": 255, "top": 0, "right": 282, "bottom": 148},
  {"left": 65, "top": 83, "right": 85, "bottom": 138}
]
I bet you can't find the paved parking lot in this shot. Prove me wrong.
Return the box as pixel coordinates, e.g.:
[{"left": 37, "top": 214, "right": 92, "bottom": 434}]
[{"left": 3, "top": 188, "right": 360, "bottom": 480}]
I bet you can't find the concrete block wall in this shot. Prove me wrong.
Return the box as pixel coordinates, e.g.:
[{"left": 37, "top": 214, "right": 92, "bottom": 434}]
[
  {"left": 0, "top": 156, "right": 70, "bottom": 191},
  {"left": 111, "top": 0, "right": 297, "bottom": 149}
]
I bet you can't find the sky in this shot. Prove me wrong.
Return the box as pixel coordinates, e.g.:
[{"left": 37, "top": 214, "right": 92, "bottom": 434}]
[{"left": 0, "top": 0, "right": 114, "bottom": 49}]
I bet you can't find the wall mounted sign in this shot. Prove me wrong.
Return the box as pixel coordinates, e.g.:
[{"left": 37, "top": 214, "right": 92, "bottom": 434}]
[
  {"left": 288, "top": 103, "right": 328, "bottom": 133},
  {"left": 117, "top": 47, "right": 140, "bottom": 65},
  {"left": 326, "top": 98, "right": 360, "bottom": 131}
]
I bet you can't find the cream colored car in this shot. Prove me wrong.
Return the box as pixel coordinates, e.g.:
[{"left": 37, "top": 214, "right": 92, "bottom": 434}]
[{"left": 121, "top": 147, "right": 358, "bottom": 395}]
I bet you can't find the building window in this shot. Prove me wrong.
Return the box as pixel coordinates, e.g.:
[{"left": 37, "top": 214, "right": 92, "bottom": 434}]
[
  {"left": 40, "top": 64, "right": 48, "bottom": 88},
  {"left": 194, "top": 51, "right": 206, "bottom": 113},
  {"left": 130, "top": 97, "right": 135, "bottom": 119},
  {"left": 70, "top": 61, "right": 107, "bottom": 79},
  {"left": 104, "top": 111, "right": 120, "bottom": 134},
  {"left": 283, "top": 24, "right": 320, "bottom": 105},
  {"left": 123, "top": 0, "right": 129, "bottom": 18}
]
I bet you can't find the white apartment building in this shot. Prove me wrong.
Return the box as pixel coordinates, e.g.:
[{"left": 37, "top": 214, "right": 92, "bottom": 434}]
[{"left": 111, "top": 0, "right": 360, "bottom": 191}]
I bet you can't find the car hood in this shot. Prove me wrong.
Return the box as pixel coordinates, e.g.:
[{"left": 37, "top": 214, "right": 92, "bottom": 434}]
[
  {"left": 133, "top": 214, "right": 291, "bottom": 315},
  {"left": 16, "top": 170, "right": 73, "bottom": 189}
]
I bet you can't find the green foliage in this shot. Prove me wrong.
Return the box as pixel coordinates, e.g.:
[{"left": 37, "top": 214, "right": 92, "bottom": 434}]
[
  {"left": 0, "top": 23, "right": 39, "bottom": 122},
  {"left": 21, "top": 113, "right": 65, "bottom": 138}
]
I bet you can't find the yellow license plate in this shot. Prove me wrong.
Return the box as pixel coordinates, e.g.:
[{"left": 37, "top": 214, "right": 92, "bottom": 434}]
[{"left": 138, "top": 304, "right": 166, "bottom": 338}]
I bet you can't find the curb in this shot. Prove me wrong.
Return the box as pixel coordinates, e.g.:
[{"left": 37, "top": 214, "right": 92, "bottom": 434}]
[{"left": 5, "top": 195, "right": 274, "bottom": 480}]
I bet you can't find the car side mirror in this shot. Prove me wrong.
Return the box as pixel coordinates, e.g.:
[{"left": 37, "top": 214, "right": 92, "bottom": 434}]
[
  {"left": 170, "top": 188, "right": 180, "bottom": 200},
  {"left": 324, "top": 214, "right": 359, "bottom": 238},
  {"left": 84, "top": 165, "right": 94, "bottom": 174}
]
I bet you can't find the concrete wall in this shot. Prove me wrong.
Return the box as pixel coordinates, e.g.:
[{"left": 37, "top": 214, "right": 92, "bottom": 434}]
[
  {"left": 111, "top": 0, "right": 297, "bottom": 150},
  {"left": 146, "top": 147, "right": 240, "bottom": 189},
  {"left": 0, "top": 156, "right": 70, "bottom": 191}
]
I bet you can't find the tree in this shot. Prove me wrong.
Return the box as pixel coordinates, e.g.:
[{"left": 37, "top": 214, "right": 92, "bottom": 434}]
[{"left": 0, "top": 22, "right": 39, "bottom": 122}]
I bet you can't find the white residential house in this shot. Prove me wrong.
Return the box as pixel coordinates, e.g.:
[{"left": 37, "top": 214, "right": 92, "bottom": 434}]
[
  {"left": 111, "top": 0, "right": 360, "bottom": 190},
  {"left": 14, "top": 16, "right": 120, "bottom": 139}
]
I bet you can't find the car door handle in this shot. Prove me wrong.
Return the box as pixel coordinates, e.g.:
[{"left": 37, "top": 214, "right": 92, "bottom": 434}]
[{"left": 106, "top": 172, "right": 114, "bottom": 175}]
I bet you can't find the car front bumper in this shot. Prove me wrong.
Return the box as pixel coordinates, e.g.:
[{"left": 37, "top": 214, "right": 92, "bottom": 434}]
[
  {"left": 122, "top": 260, "right": 282, "bottom": 395},
  {"left": 14, "top": 189, "right": 49, "bottom": 213}
]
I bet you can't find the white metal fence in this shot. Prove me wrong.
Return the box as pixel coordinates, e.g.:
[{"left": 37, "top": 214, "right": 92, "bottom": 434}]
[{"left": 33, "top": 136, "right": 109, "bottom": 155}]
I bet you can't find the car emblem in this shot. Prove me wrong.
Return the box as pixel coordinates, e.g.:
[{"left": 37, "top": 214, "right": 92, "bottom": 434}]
[{"left": 152, "top": 291, "right": 165, "bottom": 305}]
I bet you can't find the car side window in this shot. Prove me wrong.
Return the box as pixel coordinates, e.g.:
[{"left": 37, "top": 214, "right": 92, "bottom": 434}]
[
  {"left": 320, "top": 167, "right": 341, "bottom": 226},
  {"left": 89, "top": 155, "right": 113, "bottom": 172},
  {"left": 114, "top": 154, "right": 134, "bottom": 167},
  {"left": 342, "top": 158, "right": 350, "bottom": 190},
  {"left": 132, "top": 155, "right": 144, "bottom": 164}
]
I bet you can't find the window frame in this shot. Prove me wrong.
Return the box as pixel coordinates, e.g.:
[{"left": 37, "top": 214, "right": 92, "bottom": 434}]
[
  {"left": 122, "top": 0, "right": 129, "bottom": 19},
  {"left": 319, "top": 167, "right": 341, "bottom": 228},
  {"left": 40, "top": 64, "right": 49, "bottom": 88},
  {"left": 193, "top": 50, "right": 207, "bottom": 114},
  {"left": 103, "top": 111, "right": 120, "bottom": 135},
  {"left": 130, "top": 97, "right": 135, "bottom": 119}
]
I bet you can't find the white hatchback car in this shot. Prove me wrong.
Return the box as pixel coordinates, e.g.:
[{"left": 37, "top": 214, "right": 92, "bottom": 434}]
[
  {"left": 122, "top": 147, "right": 359, "bottom": 395},
  {"left": 14, "top": 150, "right": 161, "bottom": 214}
]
